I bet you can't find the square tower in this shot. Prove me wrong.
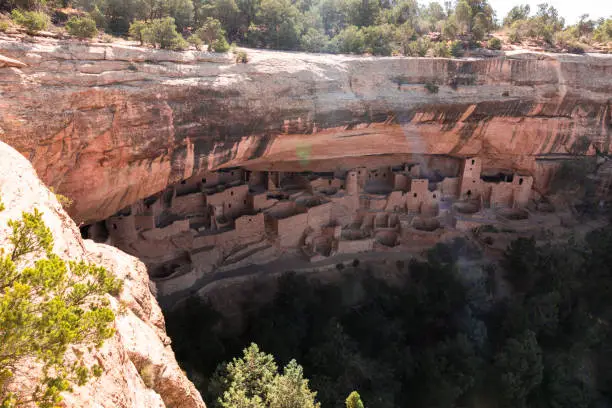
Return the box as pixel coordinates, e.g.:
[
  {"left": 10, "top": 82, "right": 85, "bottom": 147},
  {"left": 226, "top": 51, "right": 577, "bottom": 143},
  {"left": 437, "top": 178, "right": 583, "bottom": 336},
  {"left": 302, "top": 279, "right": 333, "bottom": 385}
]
[{"left": 459, "top": 157, "right": 482, "bottom": 200}]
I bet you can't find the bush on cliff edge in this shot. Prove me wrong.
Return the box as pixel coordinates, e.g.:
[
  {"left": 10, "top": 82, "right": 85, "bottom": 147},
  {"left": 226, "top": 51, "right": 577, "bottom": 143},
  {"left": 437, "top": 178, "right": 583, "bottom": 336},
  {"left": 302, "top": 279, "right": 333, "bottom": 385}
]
[
  {"left": 0, "top": 197, "right": 123, "bottom": 407},
  {"left": 10, "top": 9, "right": 49, "bottom": 34},
  {"left": 65, "top": 16, "right": 98, "bottom": 39}
]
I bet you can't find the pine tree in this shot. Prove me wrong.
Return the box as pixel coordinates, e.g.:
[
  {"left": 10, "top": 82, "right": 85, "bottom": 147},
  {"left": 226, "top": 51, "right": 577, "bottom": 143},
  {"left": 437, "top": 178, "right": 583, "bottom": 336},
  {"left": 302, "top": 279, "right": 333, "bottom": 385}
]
[
  {"left": 0, "top": 204, "right": 122, "bottom": 407},
  {"left": 345, "top": 391, "right": 365, "bottom": 408},
  {"left": 209, "top": 343, "right": 319, "bottom": 408}
]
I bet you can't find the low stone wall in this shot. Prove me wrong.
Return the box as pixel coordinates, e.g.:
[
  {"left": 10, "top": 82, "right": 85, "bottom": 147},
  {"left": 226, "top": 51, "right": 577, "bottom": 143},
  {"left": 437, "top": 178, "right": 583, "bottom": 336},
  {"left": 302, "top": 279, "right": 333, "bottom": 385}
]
[
  {"left": 336, "top": 238, "right": 374, "bottom": 254},
  {"left": 142, "top": 219, "right": 190, "bottom": 240},
  {"left": 275, "top": 212, "right": 309, "bottom": 247},
  {"left": 307, "top": 202, "right": 333, "bottom": 230},
  {"left": 252, "top": 193, "right": 278, "bottom": 211},
  {"left": 171, "top": 192, "right": 206, "bottom": 216},
  {"left": 155, "top": 268, "right": 204, "bottom": 297},
  {"left": 385, "top": 191, "right": 406, "bottom": 211}
]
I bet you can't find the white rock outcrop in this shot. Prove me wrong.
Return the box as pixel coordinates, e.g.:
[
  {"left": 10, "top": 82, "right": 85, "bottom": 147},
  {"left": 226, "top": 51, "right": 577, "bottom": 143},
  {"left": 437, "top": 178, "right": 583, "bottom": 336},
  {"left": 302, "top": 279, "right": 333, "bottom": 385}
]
[{"left": 0, "top": 141, "right": 206, "bottom": 408}]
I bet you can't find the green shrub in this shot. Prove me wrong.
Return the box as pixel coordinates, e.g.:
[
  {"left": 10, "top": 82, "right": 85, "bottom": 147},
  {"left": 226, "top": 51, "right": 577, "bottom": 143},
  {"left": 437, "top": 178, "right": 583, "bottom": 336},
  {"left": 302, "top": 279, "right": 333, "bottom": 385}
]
[
  {"left": 346, "top": 391, "right": 365, "bottom": 408},
  {"left": 65, "top": 16, "right": 98, "bottom": 39},
  {"left": 566, "top": 41, "right": 586, "bottom": 54},
  {"left": 188, "top": 35, "right": 203, "bottom": 50},
  {"left": 425, "top": 82, "right": 439, "bottom": 93},
  {"left": 593, "top": 18, "right": 612, "bottom": 43},
  {"left": 0, "top": 206, "right": 122, "bottom": 406},
  {"left": 508, "top": 28, "right": 522, "bottom": 43},
  {"left": 432, "top": 42, "right": 450, "bottom": 57},
  {"left": 211, "top": 36, "right": 230, "bottom": 52},
  {"left": 128, "top": 20, "right": 148, "bottom": 45},
  {"left": 0, "top": 20, "right": 9, "bottom": 32},
  {"left": 300, "top": 28, "right": 328, "bottom": 52},
  {"left": 195, "top": 17, "right": 229, "bottom": 52},
  {"left": 406, "top": 38, "right": 430, "bottom": 56},
  {"left": 171, "top": 35, "right": 189, "bottom": 51},
  {"left": 90, "top": 6, "right": 106, "bottom": 30},
  {"left": 141, "top": 17, "right": 184, "bottom": 50},
  {"left": 235, "top": 50, "right": 248, "bottom": 63},
  {"left": 11, "top": 9, "right": 50, "bottom": 34},
  {"left": 487, "top": 37, "right": 502, "bottom": 50},
  {"left": 139, "top": 363, "right": 156, "bottom": 388},
  {"left": 362, "top": 24, "right": 395, "bottom": 55},
  {"left": 450, "top": 40, "right": 464, "bottom": 57},
  {"left": 49, "top": 187, "right": 73, "bottom": 208},
  {"left": 554, "top": 30, "right": 587, "bottom": 53},
  {"left": 333, "top": 25, "right": 365, "bottom": 54}
]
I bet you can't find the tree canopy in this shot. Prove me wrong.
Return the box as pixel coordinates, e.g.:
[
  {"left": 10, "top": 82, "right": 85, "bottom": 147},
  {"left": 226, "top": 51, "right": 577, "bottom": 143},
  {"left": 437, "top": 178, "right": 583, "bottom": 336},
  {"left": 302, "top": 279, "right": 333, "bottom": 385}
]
[{"left": 167, "top": 231, "right": 612, "bottom": 407}]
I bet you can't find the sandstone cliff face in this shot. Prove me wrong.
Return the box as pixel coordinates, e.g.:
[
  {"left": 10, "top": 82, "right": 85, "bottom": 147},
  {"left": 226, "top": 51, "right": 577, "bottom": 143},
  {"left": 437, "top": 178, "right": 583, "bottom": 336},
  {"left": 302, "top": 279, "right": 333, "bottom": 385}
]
[
  {"left": 0, "top": 34, "right": 610, "bottom": 223},
  {"left": 0, "top": 141, "right": 205, "bottom": 408}
]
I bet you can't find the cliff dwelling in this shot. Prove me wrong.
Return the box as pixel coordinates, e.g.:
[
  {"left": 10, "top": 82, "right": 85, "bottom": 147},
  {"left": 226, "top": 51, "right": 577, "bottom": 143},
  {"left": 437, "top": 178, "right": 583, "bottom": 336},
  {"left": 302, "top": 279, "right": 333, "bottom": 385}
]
[{"left": 79, "top": 153, "right": 580, "bottom": 299}]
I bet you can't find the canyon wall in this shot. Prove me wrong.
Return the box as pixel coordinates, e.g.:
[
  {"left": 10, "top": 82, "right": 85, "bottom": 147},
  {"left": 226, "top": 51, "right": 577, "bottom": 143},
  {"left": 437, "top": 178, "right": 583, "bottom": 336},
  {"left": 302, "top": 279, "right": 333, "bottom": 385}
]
[
  {"left": 0, "top": 34, "right": 610, "bottom": 223},
  {"left": 0, "top": 141, "right": 205, "bottom": 408}
]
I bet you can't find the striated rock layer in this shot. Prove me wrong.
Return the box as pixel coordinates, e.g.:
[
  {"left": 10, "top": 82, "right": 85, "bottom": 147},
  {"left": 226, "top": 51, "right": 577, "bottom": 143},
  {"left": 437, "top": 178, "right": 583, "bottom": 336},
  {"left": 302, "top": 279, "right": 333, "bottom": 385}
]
[
  {"left": 0, "top": 141, "right": 206, "bottom": 408},
  {"left": 0, "top": 35, "right": 610, "bottom": 223}
]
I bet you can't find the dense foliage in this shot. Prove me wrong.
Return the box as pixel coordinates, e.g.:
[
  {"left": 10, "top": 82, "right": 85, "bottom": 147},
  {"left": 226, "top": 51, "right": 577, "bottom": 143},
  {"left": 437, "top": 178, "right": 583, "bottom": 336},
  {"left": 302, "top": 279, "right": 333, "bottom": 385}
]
[
  {"left": 0, "top": 203, "right": 122, "bottom": 407},
  {"left": 4, "top": 0, "right": 611, "bottom": 54},
  {"left": 502, "top": 5, "right": 611, "bottom": 52},
  {"left": 10, "top": 9, "right": 49, "bottom": 34},
  {"left": 167, "top": 231, "right": 612, "bottom": 407},
  {"left": 208, "top": 343, "right": 320, "bottom": 407},
  {"left": 65, "top": 16, "right": 98, "bottom": 37}
]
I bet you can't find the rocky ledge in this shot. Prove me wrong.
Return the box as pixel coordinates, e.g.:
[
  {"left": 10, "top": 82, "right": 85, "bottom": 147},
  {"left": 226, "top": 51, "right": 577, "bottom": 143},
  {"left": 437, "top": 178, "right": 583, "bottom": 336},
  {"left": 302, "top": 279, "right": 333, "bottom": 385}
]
[
  {"left": 0, "top": 141, "right": 206, "bottom": 408},
  {"left": 0, "top": 35, "right": 610, "bottom": 223}
]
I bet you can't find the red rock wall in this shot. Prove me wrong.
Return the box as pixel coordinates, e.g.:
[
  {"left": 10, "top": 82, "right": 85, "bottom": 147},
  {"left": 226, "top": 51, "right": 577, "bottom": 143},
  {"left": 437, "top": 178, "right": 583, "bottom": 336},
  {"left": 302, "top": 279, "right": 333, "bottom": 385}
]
[{"left": 0, "top": 38, "right": 610, "bottom": 222}]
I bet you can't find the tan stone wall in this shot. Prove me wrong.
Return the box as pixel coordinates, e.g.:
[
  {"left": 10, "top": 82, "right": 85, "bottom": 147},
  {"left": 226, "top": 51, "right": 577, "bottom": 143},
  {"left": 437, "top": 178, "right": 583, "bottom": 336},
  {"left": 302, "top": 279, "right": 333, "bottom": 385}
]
[
  {"left": 175, "top": 176, "right": 202, "bottom": 196},
  {"left": 251, "top": 193, "right": 278, "bottom": 211},
  {"left": 134, "top": 215, "right": 155, "bottom": 231},
  {"left": 487, "top": 182, "right": 514, "bottom": 208},
  {"left": 440, "top": 177, "right": 459, "bottom": 198},
  {"left": 310, "top": 177, "right": 344, "bottom": 192},
  {"left": 141, "top": 219, "right": 190, "bottom": 240},
  {"left": 336, "top": 238, "right": 374, "bottom": 254},
  {"left": 407, "top": 164, "right": 421, "bottom": 177},
  {"left": 275, "top": 212, "right": 309, "bottom": 247},
  {"left": 366, "top": 167, "right": 393, "bottom": 183},
  {"left": 393, "top": 173, "right": 410, "bottom": 191},
  {"left": 385, "top": 191, "right": 406, "bottom": 211},
  {"left": 107, "top": 215, "right": 137, "bottom": 244},
  {"left": 207, "top": 184, "right": 250, "bottom": 219},
  {"left": 368, "top": 197, "right": 388, "bottom": 211},
  {"left": 459, "top": 157, "right": 483, "bottom": 199},
  {"left": 407, "top": 179, "right": 429, "bottom": 212},
  {"left": 329, "top": 195, "right": 358, "bottom": 226},
  {"left": 235, "top": 213, "right": 266, "bottom": 241},
  {"left": 346, "top": 167, "right": 367, "bottom": 195},
  {"left": 306, "top": 202, "right": 333, "bottom": 229},
  {"left": 346, "top": 170, "right": 359, "bottom": 194},
  {"left": 513, "top": 175, "right": 533, "bottom": 207},
  {"left": 171, "top": 192, "right": 206, "bottom": 216}
]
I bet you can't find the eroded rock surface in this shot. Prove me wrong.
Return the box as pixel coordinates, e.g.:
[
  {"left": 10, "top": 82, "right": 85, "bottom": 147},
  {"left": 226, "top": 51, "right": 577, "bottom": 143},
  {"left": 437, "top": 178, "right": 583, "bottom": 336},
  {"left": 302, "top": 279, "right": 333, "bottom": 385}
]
[
  {"left": 0, "top": 141, "right": 205, "bottom": 408},
  {"left": 0, "top": 35, "right": 610, "bottom": 223}
]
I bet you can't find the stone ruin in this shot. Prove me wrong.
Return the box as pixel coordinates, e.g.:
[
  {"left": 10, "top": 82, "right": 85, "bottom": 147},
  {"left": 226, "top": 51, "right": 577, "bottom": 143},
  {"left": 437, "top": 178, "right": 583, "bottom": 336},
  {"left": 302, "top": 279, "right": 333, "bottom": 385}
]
[{"left": 80, "top": 156, "right": 556, "bottom": 297}]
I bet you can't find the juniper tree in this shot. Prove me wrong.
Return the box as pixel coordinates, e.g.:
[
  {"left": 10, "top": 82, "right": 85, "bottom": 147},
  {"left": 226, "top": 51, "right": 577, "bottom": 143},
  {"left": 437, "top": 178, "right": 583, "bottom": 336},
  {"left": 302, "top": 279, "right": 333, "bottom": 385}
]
[{"left": 0, "top": 203, "right": 122, "bottom": 407}]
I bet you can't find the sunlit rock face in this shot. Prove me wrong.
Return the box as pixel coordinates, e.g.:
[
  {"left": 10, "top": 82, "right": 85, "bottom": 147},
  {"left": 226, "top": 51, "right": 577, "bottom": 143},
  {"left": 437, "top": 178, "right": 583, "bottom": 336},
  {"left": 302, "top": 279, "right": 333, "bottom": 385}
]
[
  {"left": 0, "top": 141, "right": 206, "bottom": 408},
  {"left": 0, "top": 35, "right": 610, "bottom": 223}
]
